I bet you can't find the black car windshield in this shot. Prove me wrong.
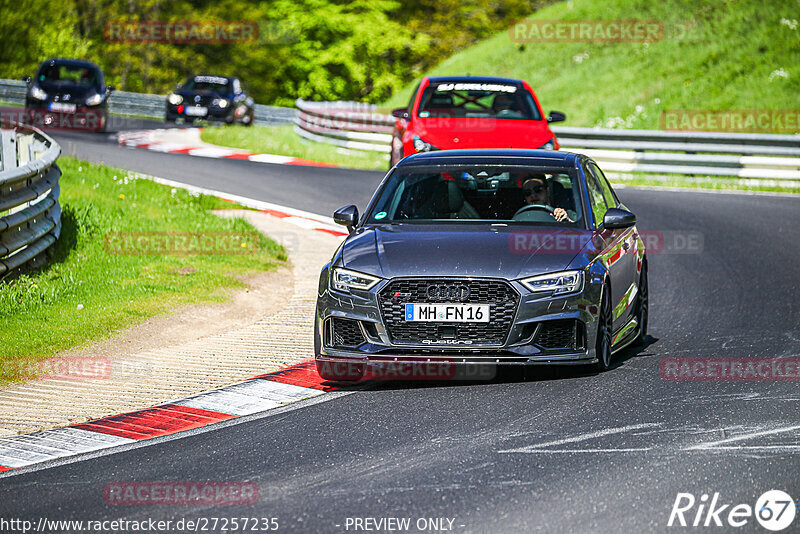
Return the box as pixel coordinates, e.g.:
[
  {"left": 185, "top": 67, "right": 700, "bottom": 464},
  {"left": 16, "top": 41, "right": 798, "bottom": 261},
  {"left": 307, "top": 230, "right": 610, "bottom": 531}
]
[
  {"left": 367, "top": 165, "right": 585, "bottom": 227},
  {"left": 38, "top": 64, "right": 100, "bottom": 88},
  {"left": 417, "top": 82, "right": 541, "bottom": 120},
  {"left": 183, "top": 76, "right": 231, "bottom": 92}
]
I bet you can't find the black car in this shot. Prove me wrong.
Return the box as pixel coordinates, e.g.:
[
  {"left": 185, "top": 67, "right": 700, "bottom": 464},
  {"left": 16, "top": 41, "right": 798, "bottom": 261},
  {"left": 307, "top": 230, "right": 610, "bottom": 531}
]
[
  {"left": 315, "top": 149, "right": 648, "bottom": 381},
  {"left": 166, "top": 75, "right": 254, "bottom": 125},
  {"left": 23, "top": 58, "right": 114, "bottom": 132}
]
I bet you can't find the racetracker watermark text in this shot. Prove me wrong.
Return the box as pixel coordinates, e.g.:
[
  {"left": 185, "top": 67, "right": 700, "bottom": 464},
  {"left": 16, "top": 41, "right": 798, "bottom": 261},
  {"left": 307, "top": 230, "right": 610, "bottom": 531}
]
[
  {"left": 104, "top": 481, "right": 258, "bottom": 505},
  {"left": 660, "top": 358, "right": 800, "bottom": 381},
  {"left": 104, "top": 21, "right": 258, "bottom": 44},
  {"left": 660, "top": 109, "right": 800, "bottom": 133},
  {"left": 510, "top": 19, "right": 662, "bottom": 42},
  {"left": 104, "top": 232, "right": 260, "bottom": 255}
]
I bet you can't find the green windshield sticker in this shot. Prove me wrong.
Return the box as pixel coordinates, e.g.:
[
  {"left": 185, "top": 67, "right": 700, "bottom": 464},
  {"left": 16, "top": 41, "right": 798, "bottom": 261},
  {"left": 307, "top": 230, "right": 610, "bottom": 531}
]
[{"left": 374, "top": 211, "right": 387, "bottom": 220}]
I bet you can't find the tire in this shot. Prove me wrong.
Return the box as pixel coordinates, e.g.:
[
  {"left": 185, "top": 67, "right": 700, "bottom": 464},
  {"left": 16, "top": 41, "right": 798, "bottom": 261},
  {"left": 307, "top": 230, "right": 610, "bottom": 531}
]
[
  {"left": 242, "top": 110, "right": 254, "bottom": 126},
  {"left": 632, "top": 261, "right": 648, "bottom": 346},
  {"left": 594, "top": 283, "right": 613, "bottom": 372}
]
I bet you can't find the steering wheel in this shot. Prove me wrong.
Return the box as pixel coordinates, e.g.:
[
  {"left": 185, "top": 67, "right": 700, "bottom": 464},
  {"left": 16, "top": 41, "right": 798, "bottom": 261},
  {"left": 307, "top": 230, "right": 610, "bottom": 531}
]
[{"left": 514, "top": 204, "right": 554, "bottom": 216}]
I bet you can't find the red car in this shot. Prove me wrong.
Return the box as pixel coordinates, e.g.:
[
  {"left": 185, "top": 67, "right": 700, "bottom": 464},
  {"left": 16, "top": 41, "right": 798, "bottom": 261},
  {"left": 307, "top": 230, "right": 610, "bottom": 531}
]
[{"left": 390, "top": 76, "right": 565, "bottom": 167}]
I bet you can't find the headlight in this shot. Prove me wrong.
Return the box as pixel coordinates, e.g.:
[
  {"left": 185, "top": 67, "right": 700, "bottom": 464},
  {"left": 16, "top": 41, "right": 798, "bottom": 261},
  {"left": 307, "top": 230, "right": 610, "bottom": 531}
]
[
  {"left": 538, "top": 139, "right": 555, "bottom": 150},
  {"left": 214, "top": 98, "right": 229, "bottom": 108},
  {"left": 332, "top": 268, "right": 380, "bottom": 292},
  {"left": 30, "top": 86, "right": 47, "bottom": 100},
  {"left": 413, "top": 135, "right": 437, "bottom": 152},
  {"left": 520, "top": 270, "right": 583, "bottom": 295},
  {"left": 86, "top": 93, "right": 103, "bottom": 106},
  {"left": 168, "top": 93, "right": 183, "bottom": 105}
]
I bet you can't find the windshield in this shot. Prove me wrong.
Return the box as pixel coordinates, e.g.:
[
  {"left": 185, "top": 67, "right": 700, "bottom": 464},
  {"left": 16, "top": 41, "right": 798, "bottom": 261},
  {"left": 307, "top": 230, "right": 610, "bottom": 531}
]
[
  {"left": 38, "top": 64, "right": 100, "bottom": 88},
  {"left": 366, "top": 165, "right": 585, "bottom": 227},
  {"left": 417, "top": 82, "right": 542, "bottom": 120},
  {"left": 183, "top": 76, "right": 231, "bottom": 93}
]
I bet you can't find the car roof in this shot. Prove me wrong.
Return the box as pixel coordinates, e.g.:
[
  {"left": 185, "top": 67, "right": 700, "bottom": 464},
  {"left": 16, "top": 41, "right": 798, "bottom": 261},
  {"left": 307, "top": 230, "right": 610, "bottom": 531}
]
[
  {"left": 39, "top": 58, "right": 101, "bottom": 71},
  {"left": 426, "top": 75, "right": 525, "bottom": 86},
  {"left": 190, "top": 74, "right": 234, "bottom": 81},
  {"left": 396, "top": 149, "right": 581, "bottom": 169}
]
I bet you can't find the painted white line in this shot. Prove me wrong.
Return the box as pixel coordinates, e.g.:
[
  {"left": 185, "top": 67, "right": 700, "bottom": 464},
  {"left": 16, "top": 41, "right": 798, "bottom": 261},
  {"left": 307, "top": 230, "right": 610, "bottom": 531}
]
[
  {"left": 235, "top": 380, "right": 325, "bottom": 402},
  {"left": 176, "top": 390, "right": 282, "bottom": 416},
  {"left": 0, "top": 428, "right": 136, "bottom": 467},
  {"left": 498, "top": 423, "right": 660, "bottom": 453},
  {"left": 248, "top": 153, "right": 295, "bottom": 164},
  {"left": 503, "top": 448, "right": 652, "bottom": 454},
  {"left": 129, "top": 171, "right": 345, "bottom": 232},
  {"left": 175, "top": 380, "right": 323, "bottom": 416},
  {"left": 188, "top": 147, "right": 239, "bottom": 158},
  {"left": 685, "top": 424, "right": 800, "bottom": 450},
  {"left": 146, "top": 143, "right": 189, "bottom": 153},
  {"left": 692, "top": 446, "right": 800, "bottom": 452}
]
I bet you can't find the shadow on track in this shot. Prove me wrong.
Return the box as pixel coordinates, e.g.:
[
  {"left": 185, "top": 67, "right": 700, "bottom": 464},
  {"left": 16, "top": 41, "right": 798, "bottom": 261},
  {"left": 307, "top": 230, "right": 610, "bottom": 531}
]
[{"left": 325, "top": 334, "right": 661, "bottom": 393}]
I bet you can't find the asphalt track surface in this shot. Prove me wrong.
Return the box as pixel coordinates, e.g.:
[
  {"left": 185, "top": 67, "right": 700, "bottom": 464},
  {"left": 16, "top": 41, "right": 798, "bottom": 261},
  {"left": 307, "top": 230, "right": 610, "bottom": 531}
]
[{"left": 2, "top": 121, "right": 799, "bottom": 533}]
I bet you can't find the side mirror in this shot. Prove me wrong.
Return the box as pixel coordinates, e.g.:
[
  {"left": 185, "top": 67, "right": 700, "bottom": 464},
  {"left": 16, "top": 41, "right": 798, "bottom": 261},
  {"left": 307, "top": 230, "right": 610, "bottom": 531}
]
[
  {"left": 333, "top": 205, "right": 358, "bottom": 233},
  {"left": 547, "top": 111, "right": 566, "bottom": 123},
  {"left": 22, "top": 75, "right": 31, "bottom": 85},
  {"left": 603, "top": 208, "right": 636, "bottom": 229},
  {"left": 391, "top": 108, "right": 409, "bottom": 120},
  {"left": 106, "top": 85, "right": 115, "bottom": 93}
]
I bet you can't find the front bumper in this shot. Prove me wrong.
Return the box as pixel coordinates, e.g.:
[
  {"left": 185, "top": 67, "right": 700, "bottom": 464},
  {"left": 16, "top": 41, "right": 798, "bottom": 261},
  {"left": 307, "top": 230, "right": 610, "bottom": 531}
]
[
  {"left": 22, "top": 103, "right": 107, "bottom": 131},
  {"left": 315, "top": 274, "right": 605, "bottom": 370},
  {"left": 166, "top": 104, "right": 234, "bottom": 121}
]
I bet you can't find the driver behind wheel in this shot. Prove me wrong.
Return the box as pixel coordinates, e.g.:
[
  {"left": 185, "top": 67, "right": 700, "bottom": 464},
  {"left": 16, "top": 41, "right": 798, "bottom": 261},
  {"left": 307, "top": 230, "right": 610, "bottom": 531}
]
[{"left": 521, "top": 174, "right": 576, "bottom": 223}]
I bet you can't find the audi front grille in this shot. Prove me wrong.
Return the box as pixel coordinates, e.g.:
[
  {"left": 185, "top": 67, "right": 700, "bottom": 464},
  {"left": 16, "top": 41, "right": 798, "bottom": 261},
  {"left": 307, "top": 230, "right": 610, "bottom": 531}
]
[{"left": 378, "top": 279, "right": 519, "bottom": 346}]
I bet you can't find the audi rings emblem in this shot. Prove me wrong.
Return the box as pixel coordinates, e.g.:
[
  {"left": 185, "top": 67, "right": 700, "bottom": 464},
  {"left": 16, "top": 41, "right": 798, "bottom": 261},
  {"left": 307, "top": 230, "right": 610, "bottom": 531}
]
[{"left": 426, "top": 284, "right": 470, "bottom": 301}]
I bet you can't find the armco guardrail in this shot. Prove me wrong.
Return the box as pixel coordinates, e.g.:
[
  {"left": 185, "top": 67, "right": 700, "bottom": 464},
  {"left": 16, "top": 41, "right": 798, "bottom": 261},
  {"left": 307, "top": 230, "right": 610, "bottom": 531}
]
[
  {"left": 0, "top": 79, "right": 295, "bottom": 126},
  {"left": 294, "top": 99, "right": 800, "bottom": 180},
  {"left": 0, "top": 121, "right": 61, "bottom": 278}
]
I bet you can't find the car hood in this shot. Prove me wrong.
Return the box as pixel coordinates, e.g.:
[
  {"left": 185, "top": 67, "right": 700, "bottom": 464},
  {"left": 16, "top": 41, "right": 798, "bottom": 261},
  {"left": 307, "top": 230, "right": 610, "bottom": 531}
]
[
  {"left": 341, "top": 224, "right": 594, "bottom": 279},
  {"left": 414, "top": 118, "right": 554, "bottom": 150}
]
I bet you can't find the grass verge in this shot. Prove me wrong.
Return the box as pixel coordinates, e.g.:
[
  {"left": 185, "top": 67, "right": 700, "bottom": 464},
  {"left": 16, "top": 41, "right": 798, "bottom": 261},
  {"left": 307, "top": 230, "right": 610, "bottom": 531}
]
[
  {"left": 611, "top": 173, "right": 800, "bottom": 195},
  {"left": 0, "top": 156, "right": 287, "bottom": 382},
  {"left": 200, "top": 124, "right": 389, "bottom": 170}
]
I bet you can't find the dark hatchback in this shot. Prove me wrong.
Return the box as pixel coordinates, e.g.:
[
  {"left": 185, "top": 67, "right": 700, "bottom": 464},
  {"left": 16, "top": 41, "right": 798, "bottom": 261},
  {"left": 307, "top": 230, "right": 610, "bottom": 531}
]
[
  {"left": 166, "top": 75, "right": 254, "bottom": 125},
  {"left": 315, "top": 149, "right": 648, "bottom": 382},
  {"left": 23, "top": 58, "right": 114, "bottom": 132}
]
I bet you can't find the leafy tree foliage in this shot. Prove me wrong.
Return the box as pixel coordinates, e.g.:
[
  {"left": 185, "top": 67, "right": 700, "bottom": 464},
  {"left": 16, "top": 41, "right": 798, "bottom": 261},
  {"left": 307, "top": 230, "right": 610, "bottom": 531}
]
[{"left": 0, "top": 0, "right": 542, "bottom": 104}]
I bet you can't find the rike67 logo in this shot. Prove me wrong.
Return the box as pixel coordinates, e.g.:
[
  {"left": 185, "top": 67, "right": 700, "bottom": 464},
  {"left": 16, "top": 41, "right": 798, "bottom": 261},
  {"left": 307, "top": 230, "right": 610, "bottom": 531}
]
[{"left": 668, "top": 490, "right": 796, "bottom": 531}]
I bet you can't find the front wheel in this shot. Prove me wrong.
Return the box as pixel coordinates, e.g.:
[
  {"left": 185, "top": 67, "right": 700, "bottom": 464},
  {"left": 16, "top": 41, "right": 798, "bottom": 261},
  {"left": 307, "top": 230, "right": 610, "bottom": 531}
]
[
  {"left": 242, "top": 110, "right": 254, "bottom": 126},
  {"left": 593, "top": 283, "right": 613, "bottom": 372}
]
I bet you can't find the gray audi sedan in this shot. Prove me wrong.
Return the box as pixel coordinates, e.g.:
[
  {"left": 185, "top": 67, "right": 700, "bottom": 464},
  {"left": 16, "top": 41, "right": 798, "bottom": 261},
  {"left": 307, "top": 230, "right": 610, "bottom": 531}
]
[{"left": 314, "top": 149, "right": 647, "bottom": 381}]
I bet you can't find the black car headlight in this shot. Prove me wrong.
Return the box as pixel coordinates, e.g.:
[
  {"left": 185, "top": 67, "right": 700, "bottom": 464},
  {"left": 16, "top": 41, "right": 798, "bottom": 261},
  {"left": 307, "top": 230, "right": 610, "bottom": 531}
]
[
  {"left": 332, "top": 268, "right": 380, "bottom": 292},
  {"left": 413, "top": 135, "right": 437, "bottom": 152},
  {"left": 213, "top": 98, "right": 230, "bottom": 109},
  {"left": 520, "top": 270, "right": 583, "bottom": 295},
  {"left": 538, "top": 138, "right": 555, "bottom": 150},
  {"left": 168, "top": 93, "right": 183, "bottom": 105},
  {"left": 86, "top": 93, "right": 103, "bottom": 106},
  {"left": 30, "top": 86, "right": 48, "bottom": 100}
]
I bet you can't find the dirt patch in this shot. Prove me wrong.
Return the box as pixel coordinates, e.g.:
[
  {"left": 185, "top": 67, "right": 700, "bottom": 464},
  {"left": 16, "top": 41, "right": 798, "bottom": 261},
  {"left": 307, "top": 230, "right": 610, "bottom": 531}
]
[{"left": 57, "top": 267, "right": 294, "bottom": 360}]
